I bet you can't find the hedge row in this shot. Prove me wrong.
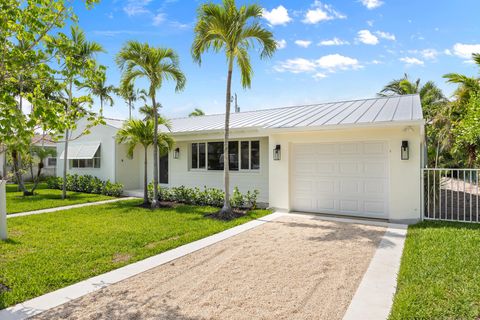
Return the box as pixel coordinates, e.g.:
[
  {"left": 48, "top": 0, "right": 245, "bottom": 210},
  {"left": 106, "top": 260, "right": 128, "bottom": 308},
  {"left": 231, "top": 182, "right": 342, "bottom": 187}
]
[
  {"left": 148, "top": 184, "right": 259, "bottom": 209},
  {"left": 47, "top": 174, "right": 124, "bottom": 197}
]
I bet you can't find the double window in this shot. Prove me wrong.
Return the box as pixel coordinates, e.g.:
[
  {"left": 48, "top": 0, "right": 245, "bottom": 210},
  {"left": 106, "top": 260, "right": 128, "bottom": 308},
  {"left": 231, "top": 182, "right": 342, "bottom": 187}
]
[
  {"left": 191, "top": 140, "right": 260, "bottom": 171},
  {"left": 71, "top": 148, "right": 101, "bottom": 168}
]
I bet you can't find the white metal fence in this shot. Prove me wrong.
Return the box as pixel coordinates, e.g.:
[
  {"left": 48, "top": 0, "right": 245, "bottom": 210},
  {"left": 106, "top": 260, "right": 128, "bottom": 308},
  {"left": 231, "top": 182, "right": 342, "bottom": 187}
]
[{"left": 423, "top": 168, "right": 480, "bottom": 222}]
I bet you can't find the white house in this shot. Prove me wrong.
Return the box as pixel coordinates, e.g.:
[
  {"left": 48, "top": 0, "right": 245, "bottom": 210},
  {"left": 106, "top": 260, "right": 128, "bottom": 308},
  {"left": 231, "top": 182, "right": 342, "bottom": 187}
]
[{"left": 56, "top": 94, "right": 425, "bottom": 223}]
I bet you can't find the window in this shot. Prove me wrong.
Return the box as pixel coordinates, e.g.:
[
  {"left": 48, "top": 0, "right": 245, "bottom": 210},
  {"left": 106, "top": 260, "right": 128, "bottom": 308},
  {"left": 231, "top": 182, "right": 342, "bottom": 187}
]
[
  {"left": 191, "top": 143, "right": 206, "bottom": 169},
  {"left": 47, "top": 157, "right": 57, "bottom": 167},
  {"left": 191, "top": 140, "right": 259, "bottom": 171},
  {"left": 71, "top": 147, "right": 101, "bottom": 168}
]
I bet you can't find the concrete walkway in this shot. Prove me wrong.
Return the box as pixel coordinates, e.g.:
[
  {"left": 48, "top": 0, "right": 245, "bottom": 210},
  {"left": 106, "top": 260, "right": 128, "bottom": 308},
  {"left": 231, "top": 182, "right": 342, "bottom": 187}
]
[{"left": 7, "top": 197, "right": 136, "bottom": 218}]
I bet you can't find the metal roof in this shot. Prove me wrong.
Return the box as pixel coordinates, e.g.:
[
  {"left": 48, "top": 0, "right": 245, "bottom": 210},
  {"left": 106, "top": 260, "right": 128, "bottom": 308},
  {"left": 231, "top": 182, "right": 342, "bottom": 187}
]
[{"left": 106, "top": 94, "right": 423, "bottom": 134}]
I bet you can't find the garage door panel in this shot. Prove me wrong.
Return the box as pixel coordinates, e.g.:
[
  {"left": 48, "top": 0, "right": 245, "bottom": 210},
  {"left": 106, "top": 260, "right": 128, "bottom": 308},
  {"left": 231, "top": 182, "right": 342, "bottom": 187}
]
[{"left": 291, "top": 142, "right": 389, "bottom": 218}]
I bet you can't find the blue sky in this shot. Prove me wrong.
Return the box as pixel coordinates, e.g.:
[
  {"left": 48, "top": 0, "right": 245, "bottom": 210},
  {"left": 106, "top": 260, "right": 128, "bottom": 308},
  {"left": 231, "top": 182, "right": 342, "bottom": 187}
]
[{"left": 73, "top": 0, "right": 480, "bottom": 119}]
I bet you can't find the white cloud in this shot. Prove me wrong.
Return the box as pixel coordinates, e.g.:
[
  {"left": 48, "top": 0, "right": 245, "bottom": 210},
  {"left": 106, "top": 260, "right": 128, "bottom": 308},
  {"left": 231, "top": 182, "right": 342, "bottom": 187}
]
[
  {"left": 152, "top": 13, "right": 166, "bottom": 26},
  {"left": 400, "top": 57, "right": 424, "bottom": 66},
  {"left": 360, "top": 0, "right": 383, "bottom": 9},
  {"left": 356, "top": 30, "right": 378, "bottom": 45},
  {"left": 371, "top": 59, "right": 382, "bottom": 65},
  {"left": 295, "top": 40, "right": 312, "bottom": 48},
  {"left": 274, "top": 54, "right": 361, "bottom": 78},
  {"left": 316, "top": 54, "right": 361, "bottom": 71},
  {"left": 274, "top": 58, "right": 318, "bottom": 73},
  {"left": 376, "top": 31, "right": 395, "bottom": 41},
  {"left": 452, "top": 43, "right": 480, "bottom": 60},
  {"left": 318, "top": 37, "right": 349, "bottom": 46},
  {"left": 262, "top": 5, "right": 292, "bottom": 26},
  {"left": 303, "top": 1, "right": 346, "bottom": 24},
  {"left": 276, "top": 39, "right": 287, "bottom": 49},
  {"left": 366, "top": 20, "right": 374, "bottom": 27},
  {"left": 444, "top": 49, "right": 452, "bottom": 56},
  {"left": 421, "top": 49, "right": 439, "bottom": 60},
  {"left": 123, "top": 0, "right": 152, "bottom": 16}
]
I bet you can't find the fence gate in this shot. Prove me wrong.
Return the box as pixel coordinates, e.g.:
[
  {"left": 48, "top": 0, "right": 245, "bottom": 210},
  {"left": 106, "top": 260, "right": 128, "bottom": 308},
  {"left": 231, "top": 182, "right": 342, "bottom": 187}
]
[{"left": 423, "top": 169, "right": 480, "bottom": 222}]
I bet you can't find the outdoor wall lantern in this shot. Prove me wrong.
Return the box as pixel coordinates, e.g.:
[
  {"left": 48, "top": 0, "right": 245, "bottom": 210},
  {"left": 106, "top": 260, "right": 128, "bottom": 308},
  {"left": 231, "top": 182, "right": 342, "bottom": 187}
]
[
  {"left": 273, "top": 144, "right": 281, "bottom": 161},
  {"left": 401, "top": 140, "right": 409, "bottom": 160},
  {"left": 173, "top": 147, "right": 180, "bottom": 159}
]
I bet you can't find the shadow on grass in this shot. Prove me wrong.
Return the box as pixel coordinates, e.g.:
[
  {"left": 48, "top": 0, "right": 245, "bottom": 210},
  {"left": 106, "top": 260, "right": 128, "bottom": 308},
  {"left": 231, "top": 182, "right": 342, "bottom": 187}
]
[{"left": 412, "top": 220, "right": 480, "bottom": 231}]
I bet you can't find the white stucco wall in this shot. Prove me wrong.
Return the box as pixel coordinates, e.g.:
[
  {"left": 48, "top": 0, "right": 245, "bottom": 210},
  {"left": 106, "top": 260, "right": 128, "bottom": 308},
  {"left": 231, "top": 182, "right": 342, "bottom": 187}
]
[
  {"left": 268, "top": 124, "right": 424, "bottom": 223},
  {"left": 56, "top": 118, "right": 118, "bottom": 182},
  {"left": 115, "top": 143, "right": 141, "bottom": 190},
  {"left": 136, "top": 132, "right": 270, "bottom": 203}
]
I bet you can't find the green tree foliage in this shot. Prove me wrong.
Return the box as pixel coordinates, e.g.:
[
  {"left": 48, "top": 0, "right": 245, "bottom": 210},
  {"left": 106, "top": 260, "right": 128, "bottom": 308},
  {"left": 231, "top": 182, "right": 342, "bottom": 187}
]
[
  {"left": 115, "top": 83, "right": 147, "bottom": 120},
  {"left": 452, "top": 93, "right": 480, "bottom": 167},
  {"left": 116, "top": 41, "right": 186, "bottom": 208},
  {"left": 189, "top": 108, "right": 205, "bottom": 117},
  {"left": 192, "top": 0, "right": 276, "bottom": 218},
  {"left": 116, "top": 118, "right": 174, "bottom": 205},
  {"left": 0, "top": 0, "right": 101, "bottom": 198},
  {"left": 79, "top": 65, "right": 115, "bottom": 116}
]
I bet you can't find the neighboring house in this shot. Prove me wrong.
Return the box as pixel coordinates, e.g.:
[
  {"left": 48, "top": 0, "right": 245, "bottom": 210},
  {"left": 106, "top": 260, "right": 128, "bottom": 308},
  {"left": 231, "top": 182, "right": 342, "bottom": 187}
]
[
  {"left": 2, "top": 135, "right": 57, "bottom": 180},
  {"left": 56, "top": 94, "right": 425, "bottom": 223}
]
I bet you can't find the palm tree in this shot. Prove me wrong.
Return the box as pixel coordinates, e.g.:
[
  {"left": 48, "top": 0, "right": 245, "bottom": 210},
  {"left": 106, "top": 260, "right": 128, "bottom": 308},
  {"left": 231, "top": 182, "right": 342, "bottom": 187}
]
[
  {"left": 139, "top": 103, "right": 161, "bottom": 121},
  {"left": 189, "top": 108, "right": 205, "bottom": 117},
  {"left": 192, "top": 0, "right": 276, "bottom": 217},
  {"left": 56, "top": 26, "right": 103, "bottom": 200},
  {"left": 116, "top": 41, "right": 186, "bottom": 208},
  {"left": 379, "top": 73, "right": 446, "bottom": 121},
  {"left": 79, "top": 68, "right": 115, "bottom": 116},
  {"left": 116, "top": 118, "right": 174, "bottom": 205},
  {"left": 443, "top": 54, "right": 480, "bottom": 107},
  {"left": 115, "top": 83, "right": 147, "bottom": 120}
]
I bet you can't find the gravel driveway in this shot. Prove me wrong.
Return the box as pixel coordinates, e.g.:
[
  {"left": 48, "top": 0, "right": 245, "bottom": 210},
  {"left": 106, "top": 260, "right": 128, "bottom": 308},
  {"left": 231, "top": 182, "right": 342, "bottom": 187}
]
[{"left": 34, "top": 214, "right": 386, "bottom": 320}]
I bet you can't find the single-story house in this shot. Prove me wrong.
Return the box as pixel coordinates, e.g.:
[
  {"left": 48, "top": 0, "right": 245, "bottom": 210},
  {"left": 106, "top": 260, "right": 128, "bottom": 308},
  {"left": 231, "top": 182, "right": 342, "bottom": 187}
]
[{"left": 56, "top": 94, "right": 425, "bottom": 223}]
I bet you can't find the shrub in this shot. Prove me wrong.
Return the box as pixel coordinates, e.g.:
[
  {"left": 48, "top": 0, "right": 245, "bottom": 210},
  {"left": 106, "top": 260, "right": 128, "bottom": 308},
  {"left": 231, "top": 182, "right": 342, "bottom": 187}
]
[
  {"left": 46, "top": 174, "right": 123, "bottom": 197},
  {"left": 148, "top": 183, "right": 259, "bottom": 209}
]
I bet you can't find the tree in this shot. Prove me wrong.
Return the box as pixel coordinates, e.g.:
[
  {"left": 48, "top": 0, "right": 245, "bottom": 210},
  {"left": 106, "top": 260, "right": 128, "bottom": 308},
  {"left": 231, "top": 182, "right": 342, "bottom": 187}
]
[
  {"left": 115, "top": 83, "right": 147, "bottom": 120},
  {"left": 116, "top": 41, "right": 186, "bottom": 208},
  {"left": 139, "top": 103, "right": 161, "bottom": 121},
  {"left": 80, "top": 66, "right": 115, "bottom": 116},
  {"left": 189, "top": 108, "right": 205, "bottom": 117},
  {"left": 116, "top": 118, "right": 174, "bottom": 205},
  {"left": 452, "top": 92, "right": 480, "bottom": 167},
  {"left": 379, "top": 74, "right": 449, "bottom": 167},
  {"left": 444, "top": 54, "right": 480, "bottom": 108},
  {"left": 54, "top": 26, "right": 104, "bottom": 199},
  {"left": 192, "top": 0, "right": 276, "bottom": 218},
  {"left": 30, "top": 146, "right": 57, "bottom": 192}
]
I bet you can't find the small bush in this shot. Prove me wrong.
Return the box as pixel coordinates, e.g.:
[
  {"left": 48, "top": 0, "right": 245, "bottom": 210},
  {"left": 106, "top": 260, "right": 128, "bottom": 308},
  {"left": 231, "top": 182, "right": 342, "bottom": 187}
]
[
  {"left": 47, "top": 174, "right": 123, "bottom": 197},
  {"left": 148, "top": 183, "right": 259, "bottom": 209}
]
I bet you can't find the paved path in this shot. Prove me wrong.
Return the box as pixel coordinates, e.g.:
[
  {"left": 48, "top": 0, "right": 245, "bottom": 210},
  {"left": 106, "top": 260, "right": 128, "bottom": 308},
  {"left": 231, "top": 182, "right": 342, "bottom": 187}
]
[{"left": 7, "top": 197, "right": 136, "bottom": 218}]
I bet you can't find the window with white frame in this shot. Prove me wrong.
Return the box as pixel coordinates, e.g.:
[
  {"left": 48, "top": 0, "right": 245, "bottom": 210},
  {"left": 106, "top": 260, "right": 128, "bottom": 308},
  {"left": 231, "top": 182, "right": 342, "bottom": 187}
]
[
  {"left": 71, "top": 147, "right": 101, "bottom": 168},
  {"left": 191, "top": 141, "right": 259, "bottom": 171}
]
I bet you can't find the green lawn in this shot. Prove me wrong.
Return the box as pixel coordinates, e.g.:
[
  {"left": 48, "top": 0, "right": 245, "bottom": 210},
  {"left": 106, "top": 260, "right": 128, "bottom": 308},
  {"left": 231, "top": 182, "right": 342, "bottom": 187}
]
[
  {"left": 6, "top": 183, "right": 113, "bottom": 214},
  {"left": 0, "top": 200, "right": 271, "bottom": 308},
  {"left": 390, "top": 221, "right": 480, "bottom": 319}
]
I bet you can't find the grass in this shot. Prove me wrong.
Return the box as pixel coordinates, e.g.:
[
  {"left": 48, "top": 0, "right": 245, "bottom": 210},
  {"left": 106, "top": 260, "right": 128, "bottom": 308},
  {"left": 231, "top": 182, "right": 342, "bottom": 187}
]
[
  {"left": 5, "top": 183, "right": 113, "bottom": 214},
  {"left": 389, "top": 221, "right": 480, "bottom": 319},
  {"left": 0, "top": 200, "right": 271, "bottom": 308}
]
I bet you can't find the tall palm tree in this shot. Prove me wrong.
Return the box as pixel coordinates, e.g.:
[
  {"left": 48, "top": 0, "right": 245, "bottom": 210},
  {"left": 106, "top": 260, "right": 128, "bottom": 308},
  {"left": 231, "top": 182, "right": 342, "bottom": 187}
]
[
  {"left": 116, "top": 118, "right": 174, "bottom": 205},
  {"left": 192, "top": 0, "right": 277, "bottom": 217},
  {"left": 139, "top": 103, "right": 161, "bottom": 121},
  {"left": 56, "top": 26, "right": 103, "bottom": 200},
  {"left": 79, "top": 68, "right": 115, "bottom": 116},
  {"left": 115, "top": 83, "right": 147, "bottom": 120},
  {"left": 189, "top": 108, "right": 205, "bottom": 117},
  {"left": 116, "top": 41, "right": 186, "bottom": 208}
]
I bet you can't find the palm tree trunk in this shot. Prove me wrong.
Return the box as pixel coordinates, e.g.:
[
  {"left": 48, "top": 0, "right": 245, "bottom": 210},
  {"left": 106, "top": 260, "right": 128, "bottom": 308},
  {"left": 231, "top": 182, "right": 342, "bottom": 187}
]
[
  {"left": 144, "top": 146, "right": 149, "bottom": 205},
  {"left": 100, "top": 97, "right": 104, "bottom": 116},
  {"left": 62, "top": 80, "right": 72, "bottom": 200},
  {"left": 220, "top": 58, "right": 234, "bottom": 217},
  {"left": 151, "top": 94, "right": 160, "bottom": 208},
  {"left": 129, "top": 101, "right": 132, "bottom": 120}
]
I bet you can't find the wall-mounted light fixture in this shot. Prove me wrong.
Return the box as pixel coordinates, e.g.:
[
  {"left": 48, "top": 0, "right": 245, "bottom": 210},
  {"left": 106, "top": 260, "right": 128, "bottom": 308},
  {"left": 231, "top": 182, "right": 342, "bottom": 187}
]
[
  {"left": 173, "top": 147, "right": 180, "bottom": 159},
  {"left": 273, "top": 144, "right": 281, "bottom": 161},
  {"left": 401, "top": 141, "right": 409, "bottom": 160}
]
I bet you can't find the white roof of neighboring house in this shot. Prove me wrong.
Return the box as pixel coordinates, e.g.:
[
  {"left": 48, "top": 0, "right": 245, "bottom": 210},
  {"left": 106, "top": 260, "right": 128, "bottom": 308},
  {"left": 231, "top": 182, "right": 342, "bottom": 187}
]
[{"left": 105, "top": 94, "right": 423, "bottom": 134}]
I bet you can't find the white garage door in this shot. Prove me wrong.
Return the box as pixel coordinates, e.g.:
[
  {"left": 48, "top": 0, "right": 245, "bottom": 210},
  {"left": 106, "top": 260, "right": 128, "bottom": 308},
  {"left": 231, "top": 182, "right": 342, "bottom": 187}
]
[{"left": 291, "top": 141, "right": 389, "bottom": 219}]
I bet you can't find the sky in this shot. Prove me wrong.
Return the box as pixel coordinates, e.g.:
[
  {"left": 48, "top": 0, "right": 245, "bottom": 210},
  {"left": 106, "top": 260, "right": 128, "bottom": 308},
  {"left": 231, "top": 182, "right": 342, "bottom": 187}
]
[{"left": 72, "top": 0, "right": 480, "bottom": 120}]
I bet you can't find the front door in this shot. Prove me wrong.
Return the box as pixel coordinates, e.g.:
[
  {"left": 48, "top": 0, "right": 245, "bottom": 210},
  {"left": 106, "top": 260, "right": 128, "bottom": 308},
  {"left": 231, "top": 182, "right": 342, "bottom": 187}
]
[{"left": 159, "top": 153, "right": 169, "bottom": 184}]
